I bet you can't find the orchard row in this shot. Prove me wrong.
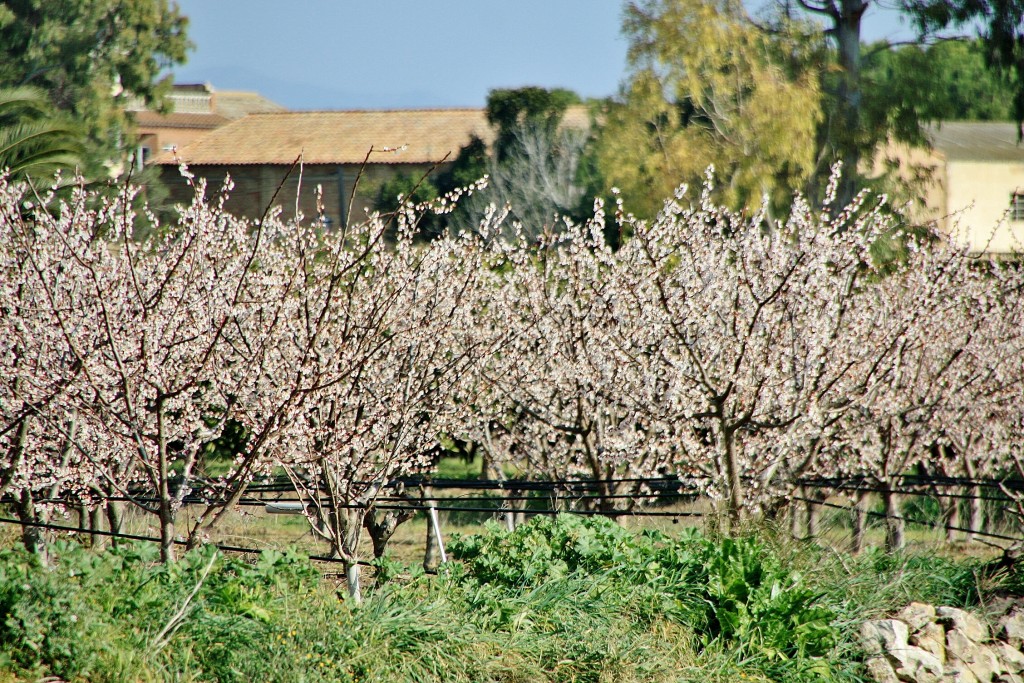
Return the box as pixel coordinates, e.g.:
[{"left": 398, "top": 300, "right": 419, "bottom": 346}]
[{"left": 2, "top": 171, "right": 1022, "bottom": 591}]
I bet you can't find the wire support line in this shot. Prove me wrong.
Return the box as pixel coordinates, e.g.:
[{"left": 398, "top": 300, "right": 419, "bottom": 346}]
[
  {"left": 794, "top": 481, "right": 1017, "bottom": 504},
  {"left": 18, "top": 483, "right": 1021, "bottom": 513},
  {"left": 790, "top": 496, "right": 1024, "bottom": 544},
  {"left": 17, "top": 488, "right": 701, "bottom": 507},
  {"left": 0, "top": 494, "right": 705, "bottom": 519},
  {"left": 133, "top": 473, "right": 1024, "bottom": 501},
  {"left": 244, "top": 475, "right": 709, "bottom": 492},
  {"left": 22, "top": 475, "right": 1024, "bottom": 516},
  {"left": 247, "top": 499, "right": 707, "bottom": 518},
  {"left": 244, "top": 471, "right": 1014, "bottom": 485},
  {"left": 246, "top": 493, "right": 700, "bottom": 507},
  {"left": 238, "top": 476, "right": 693, "bottom": 487},
  {"left": 799, "top": 475, "right": 1016, "bottom": 491},
  {"left": 0, "top": 515, "right": 367, "bottom": 566}
]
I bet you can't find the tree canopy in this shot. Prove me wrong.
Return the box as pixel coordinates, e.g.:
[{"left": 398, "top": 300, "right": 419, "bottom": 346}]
[
  {"left": 862, "top": 39, "right": 1017, "bottom": 135},
  {"left": 771, "top": 0, "right": 1024, "bottom": 203},
  {"left": 903, "top": 0, "right": 1024, "bottom": 133},
  {"left": 375, "top": 87, "right": 593, "bottom": 240},
  {"left": 0, "top": 0, "right": 190, "bottom": 176},
  {"left": 485, "top": 86, "right": 581, "bottom": 162},
  {"left": 596, "top": 0, "right": 823, "bottom": 216},
  {"left": 596, "top": 0, "right": 1024, "bottom": 216}
]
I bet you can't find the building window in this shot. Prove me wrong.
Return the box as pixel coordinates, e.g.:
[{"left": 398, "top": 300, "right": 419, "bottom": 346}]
[{"left": 1012, "top": 191, "right": 1024, "bottom": 221}]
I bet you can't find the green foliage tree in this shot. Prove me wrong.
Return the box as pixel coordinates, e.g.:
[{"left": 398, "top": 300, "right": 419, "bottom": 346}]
[
  {"left": 862, "top": 39, "right": 1015, "bottom": 131},
  {"left": 403, "top": 87, "right": 593, "bottom": 240},
  {"left": 904, "top": 0, "right": 1024, "bottom": 135},
  {"left": 0, "top": 0, "right": 190, "bottom": 175},
  {"left": 768, "top": 0, "right": 1024, "bottom": 205},
  {"left": 375, "top": 171, "right": 442, "bottom": 240},
  {"left": 848, "top": 39, "right": 1019, "bottom": 224},
  {"left": 446, "top": 87, "right": 594, "bottom": 238},
  {"left": 446, "top": 122, "right": 591, "bottom": 240},
  {"left": 597, "top": 0, "right": 823, "bottom": 217},
  {"left": 0, "top": 86, "right": 83, "bottom": 181},
  {"left": 607, "top": 0, "right": 1023, "bottom": 215},
  {"left": 485, "top": 86, "right": 581, "bottom": 162},
  {"left": 434, "top": 135, "right": 489, "bottom": 196}
]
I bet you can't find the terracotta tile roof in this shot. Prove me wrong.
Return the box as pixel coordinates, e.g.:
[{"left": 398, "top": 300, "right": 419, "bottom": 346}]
[
  {"left": 132, "top": 111, "right": 229, "bottom": 129},
  {"left": 155, "top": 109, "right": 498, "bottom": 166},
  {"left": 214, "top": 91, "right": 287, "bottom": 119}
]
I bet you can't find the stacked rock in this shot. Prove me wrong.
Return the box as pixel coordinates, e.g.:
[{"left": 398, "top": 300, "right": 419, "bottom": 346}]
[{"left": 861, "top": 603, "right": 1024, "bottom": 683}]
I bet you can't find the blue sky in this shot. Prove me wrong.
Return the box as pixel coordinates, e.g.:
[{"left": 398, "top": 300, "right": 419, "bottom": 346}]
[{"left": 169, "top": 0, "right": 917, "bottom": 111}]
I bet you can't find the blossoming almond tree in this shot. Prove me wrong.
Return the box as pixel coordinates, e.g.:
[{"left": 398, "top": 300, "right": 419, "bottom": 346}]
[
  {"left": 8, "top": 174, "right": 313, "bottom": 561},
  {"left": 469, "top": 205, "right": 678, "bottom": 515},
  {"left": 271, "top": 198, "right": 500, "bottom": 601},
  {"left": 0, "top": 178, "right": 94, "bottom": 553},
  {"left": 613, "top": 175, "right": 897, "bottom": 525},
  {"left": 835, "top": 232, "right": 1023, "bottom": 550},
  {"left": 932, "top": 255, "right": 1024, "bottom": 542},
  {"left": 5, "top": 164, "right": 1023, "bottom": 567}
]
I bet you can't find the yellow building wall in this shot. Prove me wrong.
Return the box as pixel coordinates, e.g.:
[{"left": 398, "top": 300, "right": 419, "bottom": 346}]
[{"left": 945, "top": 160, "right": 1024, "bottom": 254}]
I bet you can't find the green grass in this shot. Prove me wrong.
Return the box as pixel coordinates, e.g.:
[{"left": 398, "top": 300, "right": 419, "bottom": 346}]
[
  {"left": 0, "top": 515, "right": 1008, "bottom": 683},
  {"left": 435, "top": 454, "right": 484, "bottom": 480}
]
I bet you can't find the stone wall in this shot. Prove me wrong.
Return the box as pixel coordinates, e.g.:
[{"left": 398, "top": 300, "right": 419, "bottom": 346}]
[{"left": 861, "top": 602, "right": 1024, "bottom": 682}]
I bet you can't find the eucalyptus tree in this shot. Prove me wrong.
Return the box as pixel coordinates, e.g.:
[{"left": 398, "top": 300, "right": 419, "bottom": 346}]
[{"left": 598, "top": 0, "right": 823, "bottom": 219}]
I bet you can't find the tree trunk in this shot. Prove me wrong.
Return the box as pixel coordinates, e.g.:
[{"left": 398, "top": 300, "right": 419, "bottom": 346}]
[
  {"left": 790, "top": 497, "right": 804, "bottom": 540},
  {"left": 806, "top": 495, "right": 822, "bottom": 540},
  {"left": 882, "top": 480, "right": 905, "bottom": 551},
  {"left": 833, "top": 0, "right": 868, "bottom": 209},
  {"left": 423, "top": 513, "right": 441, "bottom": 572},
  {"left": 156, "top": 399, "right": 176, "bottom": 562},
  {"left": 479, "top": 448, "right": 500, "bottom": 482},
  {"left": 720, "top": 426, "right": 744, "bottom": 528},
  {"left": 336, "top": 507, "right": 365, "bottom": 603},
  {"left": 550, "top": 486, "right": 562, "bottom": 514},
  {"left": 364, "top": 505, "right": 416, "bottom": 562},
  {"left": 944, "top": 493, "right": 961, "bottom": 543},
  {"left": 503, "top": 488, "right": 526, "bottom": 530},
  {"left": 968, "top": 483, "right": 984, "bottom": 542},
  {"left": 345, "top": 561, "right": 362, "bottom": 604},
  {"left": 423, "top": 505, "right": 447, "bottom": 573},
  {"left": 421, "top": 485, "right": 441, "bottom": 572},
  {"left": 89, "top": 506, "right": 103, "bottom": 549},
  {"left": 15, "top": 490, "right": 44, "bottom": 557},
  {"left": 106, "top": 501, "right": 123, "bottom": 548},
  {"left": 503, "top": 507, "right": 515, "bottom": 532},
  {"left": 159, "top": 504, "right": 176, "bottom": 562},
  {"left": 851, "top": 491, "right": 869, "bottom": 553},
  {"left": 366, "top": 517, "right": 392, "bottom": 560}
]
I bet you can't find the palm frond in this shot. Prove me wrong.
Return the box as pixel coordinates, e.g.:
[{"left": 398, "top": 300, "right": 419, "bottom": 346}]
[{"left": 0, "top": 86, "right": 85, "bottom": 181}]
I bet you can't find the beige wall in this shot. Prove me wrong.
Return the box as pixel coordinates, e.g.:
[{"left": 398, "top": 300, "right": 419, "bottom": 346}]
[
  {"left": 944, "top": 160, "right": 1024, "bottom": 253},
  {"left": 159, "top": 162, "right": 434, "bottom": 229}
]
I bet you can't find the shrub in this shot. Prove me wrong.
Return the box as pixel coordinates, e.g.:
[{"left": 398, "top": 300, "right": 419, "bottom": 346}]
[{"left": 450, "top": 515, "right": 841, "bottom": 679}]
